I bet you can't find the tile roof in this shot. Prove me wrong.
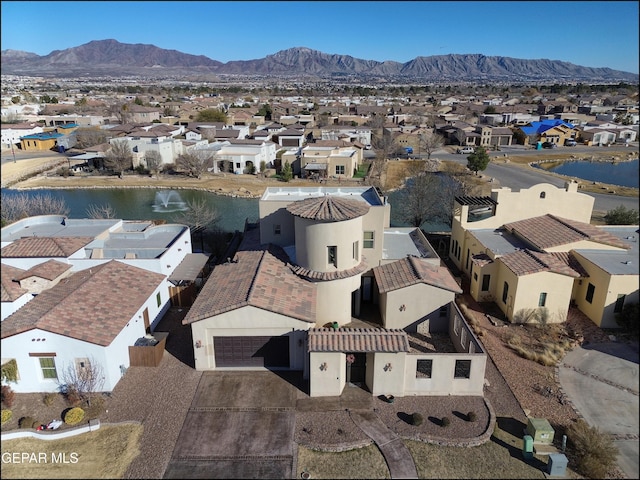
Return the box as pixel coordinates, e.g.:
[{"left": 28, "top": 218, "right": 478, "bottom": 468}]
[
  {"left": 308, "top": 328, "right": 410, "bottom": 353},
  {"left": 183, "top": 244, "right": 316, "bottom": 325},
  {"left": 500, "top": 249, "right": 587, "bottom": 277},
  {"left": 286, "top": 196, "right": 370, "bottom": 221},
  {"left": 1, "top": 264, "right": 28, "bottom": 302},
  {"left": 1, "top": 260, "right": 166, "bottom": 346},
  {"left": 1, "top": 237, "right": 93, "bottom": 258},
  {"left": 471, "top": 253, "right": 493, "bottom": 267},
  {"left": 373, "top": 256, "right": 462, "bottom": 294},
  {"left": 289, "top": 259, "right": 370, "bottom": 281},
  {"left": 13, "top": 259, "right": 71, "bottom": 282},
  {"left": 503, "top": 215, "right": 631, "bottom": 250}
]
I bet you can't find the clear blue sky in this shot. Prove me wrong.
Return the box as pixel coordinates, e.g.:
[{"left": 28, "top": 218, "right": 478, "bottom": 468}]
[{"left": 2, "top": 1, "right": 639, "bottom": 74}]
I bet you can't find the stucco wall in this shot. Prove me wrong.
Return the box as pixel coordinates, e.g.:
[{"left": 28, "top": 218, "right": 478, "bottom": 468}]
[
  {"left": 190, "top": 305, "right": 312, "bottom": 371},
  {"left": 381, "top": 283, "right": 456, "bottom": 331},
  {"left": 315, "top": 275, "right": 361, "bottom": 326},
  {"left": 309, "top": 351, "right": 346, "bottom": 397}
]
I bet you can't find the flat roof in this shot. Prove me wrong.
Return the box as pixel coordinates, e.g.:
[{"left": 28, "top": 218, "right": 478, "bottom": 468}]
[
  {"left": 472, "top": 228, "right": 530, "bottom": 256},
  {"left": 575, "top": 226, "right": 639, "bottom": 275},
  {"left": 261, "top": 186, "right": 384, "bottom": 206},
  {"left": 382, "top": 227, "right": 437, "bottom": 261}
]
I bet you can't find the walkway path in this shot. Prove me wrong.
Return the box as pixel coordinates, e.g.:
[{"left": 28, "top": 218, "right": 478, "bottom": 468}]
[{"left": 350, "top": 409, "right": 418, "bottom": 479}]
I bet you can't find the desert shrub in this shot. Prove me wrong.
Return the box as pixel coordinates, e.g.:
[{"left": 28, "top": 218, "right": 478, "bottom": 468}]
[
  {"left": 64, "top": 386, "right": 82, "bottom": 406},
  {"left": 18, "top": 416, "right": 39, "bottom": 429},
  {"left": 43, "top": 392, "right": 57, "bottom": 406},
  {"left": 1, "top": 409, "right": 12, "bottom": 424},
  {"left": 467, "top": 411, "right": 477, "bottom": 422},
  {"left": 441, "top": 416, "right": 451, "bottom": 427},
  {"left": 567, "top": 419, "right": 619, "bottom": 479},
  {"left": 1, "top": 385, "right": 15, "bottom": 408},
  {"left": 63, "top": 407, "right": 85, "bottom": 425},
  {"left": 410, "top": 413, "right": 423, "bottom": 426}
]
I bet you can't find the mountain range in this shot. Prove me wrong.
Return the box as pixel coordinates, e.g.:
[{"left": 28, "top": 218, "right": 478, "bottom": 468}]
[{"left": 2, "top": 39, "right": 638, "bottom": 83}]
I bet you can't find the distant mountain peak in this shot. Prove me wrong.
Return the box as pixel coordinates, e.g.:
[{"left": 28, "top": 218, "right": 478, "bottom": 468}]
[{"left": 1, "top": 39, "right": 637, "bottom": 82}]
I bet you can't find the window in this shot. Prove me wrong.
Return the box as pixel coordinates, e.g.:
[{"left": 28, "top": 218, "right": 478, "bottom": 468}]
[
  {"left": 39, "top": 357, "right": 57, "bottom": 379},
  {"left": 614, "top": 294, "right": 626, "bottom": 313},
  {"left": 586, "top": 283, "right": 595, "bottom": 303},
  {"left": 439, "top": 305, "right": 448, "bottom": 317},
  {"left": 156, "top": 292, "right": 161, "bottom": 307},
  {"left": 473, "top": 272, "right": 478, "bottom": 281},
  {"left": 538, "top": 292, "right": 547, "bottom": 307},
  {"left": 416, "top": 359, "right": 432, "bottom": 378},
  {"left": 328, "top": 246, "right": 337, "bottom": 267},
  {"left": 75, "top": 358, "right": 89, "bottom": 375},
  {"left": 502, "top": 282, "right": 509, "bottom": 304},
  {"left": 335, "top": 165, "right": 345, "bottom": 175},
  {"left": 540, "top": 192, "right": 546, "bottom": 198},
  {"left": 454, "top": 360, "right": 471, "bottom": 379},
  {"left": 273, "top": 224, "right": 281, "bottom": 235},
  {"left": 352, "top": 241, "right": 359, "bottom": 260},
  {"left": 481, "top": 275, "right": 490, "bottom": 291},
  {"left": 363, "top": 231, "right": 374, "bottom": 249}
]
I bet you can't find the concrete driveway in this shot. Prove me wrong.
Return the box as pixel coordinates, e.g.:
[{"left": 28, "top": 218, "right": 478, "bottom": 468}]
[
  {"left": 558, "top": 342, "right": 639, "bottom": 479},
  {"left": 163, "top": 371, "right": 298, "bottom": 479}
]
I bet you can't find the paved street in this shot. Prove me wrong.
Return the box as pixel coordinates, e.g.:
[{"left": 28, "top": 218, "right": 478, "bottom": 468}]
[{"left": 558, "top": 342, "right": 639, "bottom": 479}]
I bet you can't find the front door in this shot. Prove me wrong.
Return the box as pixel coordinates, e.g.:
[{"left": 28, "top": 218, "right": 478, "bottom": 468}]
[{"left": 346, "top": 352, "right": 366, "bottom": 385}]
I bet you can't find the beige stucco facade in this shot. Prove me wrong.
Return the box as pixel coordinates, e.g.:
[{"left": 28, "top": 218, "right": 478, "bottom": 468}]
[{"left": 450, "top": 182, "right": 637, "bottom": 328}]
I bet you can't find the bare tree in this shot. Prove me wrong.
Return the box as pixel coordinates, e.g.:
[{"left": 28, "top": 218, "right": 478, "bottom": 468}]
[
  {"left": 176, "top": 150, "right": 213, "bottom": 178},
  {"left": 86, "top": 203, "right": 117, "bottom": 219},
  {"left": 107, "top": 102, "right": 132, "bottom": 124},
  {"left": 397, "top": 162, "right": 478, "bottom": 228},
  {"left": 172, "top": 197, "right": 220, "bottom": 252},
  {"left": 144, "top": 150, "right": 162, "bottom": 178},
  {"left": 58, "top": 356, "right": 105, "bottom": 406},
  {"left": 104, "top": 140, "right": 133, "bottom": 178},
  {"left": 75, "top": 128, "right": 108, "bottom": 149},
  {"left": 1, "top": 192, "right": 69, "bottom": 226},
  {"left": 418, "top": 132, "right": 445, "bottom": 160}
]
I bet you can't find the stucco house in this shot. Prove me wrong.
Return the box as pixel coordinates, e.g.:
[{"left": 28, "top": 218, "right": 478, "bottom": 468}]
[
  {"left": 517, "top": 119, "right": 578, "bottom": 146},
  {"left": 1, "top": 215, "right": 206, "bottom": 393},
  {"left": 1, "top": 260, "right": 167, "bottom": 393},
  {"left": 183, "top": 187, "right": 486, "bottom": 398},
  {"left": 449, "top": 182, "right": 638, "bottom": 328}
]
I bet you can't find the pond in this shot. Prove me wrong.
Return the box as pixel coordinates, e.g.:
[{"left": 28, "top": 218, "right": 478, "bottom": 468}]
[
  {"left": 2, "top": 186, "right": 451, "bottom": 233},
  {"left": 533, "top": 158, "right": 639, "bottom": 188},
  {"left": 1, "top": 188, "right": 260, "bottom": 233}
]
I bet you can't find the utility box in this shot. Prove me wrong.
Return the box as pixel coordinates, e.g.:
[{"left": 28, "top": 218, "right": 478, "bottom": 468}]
[
  {"left": 526, "top": 417, "right": 555, "bottom": 445},
  {"left": 547, "top": 453, "right": 568, "bottom": 476},
  {"left": 522, "top": 434, "right": 533, "bottom": 459}
]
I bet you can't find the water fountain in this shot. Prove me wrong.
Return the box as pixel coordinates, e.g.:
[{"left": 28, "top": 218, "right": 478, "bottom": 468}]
[{"left": 152, "top": 190, "right": 188, "bottom": 213}]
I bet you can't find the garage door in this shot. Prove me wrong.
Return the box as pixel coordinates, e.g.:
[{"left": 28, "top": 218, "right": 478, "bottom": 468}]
[{"left": 214, "top": 336, "right": 290, "bottom": 368}]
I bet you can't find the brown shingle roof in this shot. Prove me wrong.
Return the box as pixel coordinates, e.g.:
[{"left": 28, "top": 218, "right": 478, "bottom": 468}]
[
  {"left": 1, "top": 264, "right": 28, "bottom": 302},
  {"left": 286, "top": 196, "right": 370, "bottom": 222},
  {"left": 308, "top": 328, "right": 410, "bottom": 352},
  {"left": 373, "top": 256, "right": 462, "bottom": 294},
  {"left": 503, "top": 215, "right": 630, "bottom": 250},
  {"left": 183, "top": 245, "right": 316, "bottom": 325},
  {"left": 0, "top": 260, "right": 165, "bottom": 346},
  {"left": 13, "top": 259, "right": 71, "bottom": 282},
  {"left": 1, "top": 237, "right": 93, "bottom": 258}
]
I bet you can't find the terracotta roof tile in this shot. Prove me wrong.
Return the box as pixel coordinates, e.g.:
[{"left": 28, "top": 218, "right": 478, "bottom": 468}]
[
  {"left": 1, "top": 264, "right": 28, "bottom": 302},
  {"left": 1, "top": 260, "right": 166, "bottom": 346},
  {"left": 1, "top": 237, "right": 93, "bottom": 258},
  {"left": 183, "top": 244, "right": 316, "bottom": 325},
  {"left": 289, "top": 259, "right": 369, "bottom": 281},
  {"left": 373, "top": 256, "right": 462, "bottom": 294},
  {"left": 308, "top": 328, "right": 410, "bottom": 352},
  {"left": 503, "top": 215, "right": 630, "bottom": 250},
  {"left": 286, "top": 196, "right": 370, "bottom": 221},
  {"left": 500, "top": 249, "right": 586, "bottom": 277},
  {"left": 13, "top": 259, "right": 71, "bottom": 281}
]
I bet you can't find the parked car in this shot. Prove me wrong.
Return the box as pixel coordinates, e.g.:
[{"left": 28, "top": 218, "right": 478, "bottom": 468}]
[
  {"left": 542, "top": 142, "right": 557, "bottom": 149},
  {"left": 564, "top": 139, "right": 577, "bottom": 146},
  {"left": 457, "top": 146, "right": 475, "bottom": 154}
]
